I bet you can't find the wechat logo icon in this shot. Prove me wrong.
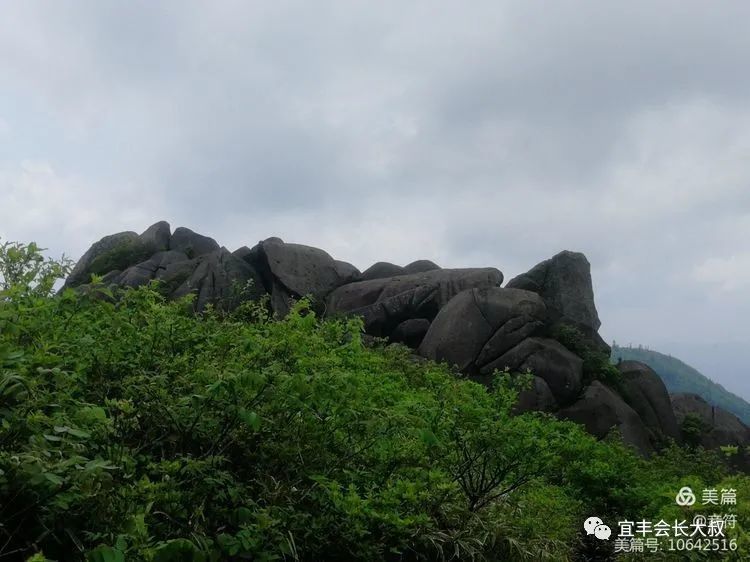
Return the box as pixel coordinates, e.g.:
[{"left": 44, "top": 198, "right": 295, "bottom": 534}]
[{"left": 584, "top": 516, "right": 612, "bottom": 540}]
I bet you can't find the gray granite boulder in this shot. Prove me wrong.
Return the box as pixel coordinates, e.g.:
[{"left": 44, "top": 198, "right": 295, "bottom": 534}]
[
  {"left": 327, "top": 268, "right": 504, "bottom": 337},
  {"left": 334, "top": 260, "right": 361, "bottom": 284},
  {"left": 403, "top": 260, "right": 440, "bottom": 274},
  {"left": 617, "top": 361, "right": 680, "bottom": 443},
  {"left": 65, "top": 229, "right": 156, "bottom": 288},
  {"left": 418, "top": 287, "right": 545, "bottom": 373},
  {"left": 169, "top": 227, "right": 220, "bottom": 259},
  {"left": 559, "top": 381, "right": 654, "bottom": 455},
  {"left": 480, "top": 337, "right": 583, "bottom": 404},
  {"left": 671, "top": 393, "right": 750, "bottom": 449},
  {"left": 418, "top": 287, "right": 582, "bottom": 404},
  {"left": 514, "top": 376, "right": 557, "bottom": 413},
  {"left": 390, "top": 318, "right": 431, "bottom": 348},
  {"left": 360, "top": 262, "right": 406, "bottom": 281},
  {"left": 117, "top": 250, "right": 189, "bottom": 288},
  {"left": 168, "top": 248, "right": 265, "bottom": 312},
  {"left": 239, "top": 237, "right": 351, "bottom": 316},
  {"left": 139, "top": 221, "right": 171, "bottom": 253},
  {"left": 507, "top": 251, "right": 608, "bottom": 353}
]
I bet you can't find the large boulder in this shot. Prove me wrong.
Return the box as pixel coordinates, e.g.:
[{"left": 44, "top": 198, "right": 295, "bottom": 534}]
[
  {"left": 232, "top": 245, "right": 254, "bottom": 262},
  {"left": 506, "top": 251, "right": 608, "bottom": 353},
  {"left": 360, "top": 262, "right": 406, "bottom": 281},
  {"left": 403, "top": 260, "right": 440, "bottom": 275},
  {"left": 559, "top": 381, "right": 654, "bottom": 455},
  {"left": 617, "top": 361, "right": 680, "bottom": 444},
  {"left": 418, "top": 287, "right": 545, "bottom": 373},
  {"left": 239, "top": 237, "right": 350, "bottom": 316},
  {"left": 514, "top": 376, "right": 557, "bottom": 413},
  {"left": 155, "top": 256, "right": 200, "bottom": 296},
  {"left": 334, "top": 260, "right": 361, "bottom": 284},
  {"left": 326, "top": 268, "right": 504, "bottom": 337},
  {"left": 139, "top": 221, "right": 171, "bottom": 253},
  {"left": 671, "top": 393, "right": 750, "bottom": 449},
  {"left": 263, "top": 239, "right": 341, "bottom": 297},
  {"left": 168, "top": 248, "right": 265, "bottom": 312},
  {"left": 417, "top": 287, "right": 582, "bottom": 404},
  {"left": 65, "top": 225, "right": 165, "bottom": 288},
  {"left": 390, "top": 318, "right": 431, "bottom": 348},
  {"left": 479, "top": 337, "right": 583, "bottom": 404},
  {"left": 117, "top": 250, "right": 189, "bottom": 288},
  {"left": 169, "top": 227, "right": 220, "bottom": 258}
]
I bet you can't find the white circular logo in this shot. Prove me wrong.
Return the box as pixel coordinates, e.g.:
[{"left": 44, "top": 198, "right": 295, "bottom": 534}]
[{"left": 676, "top": 486, "right": 696, "bottom": 506}]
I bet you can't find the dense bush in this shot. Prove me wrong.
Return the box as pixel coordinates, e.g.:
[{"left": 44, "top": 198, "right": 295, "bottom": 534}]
[
  {"left": 0, "top": 241, "right": 747, "bottom": 561},
  {"left": 553, "top": 324, "right": 621, "bottom": 389}
]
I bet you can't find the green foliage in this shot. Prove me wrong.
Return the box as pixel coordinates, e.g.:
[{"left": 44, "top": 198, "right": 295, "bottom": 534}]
[
  {"left": 0, "top": 238, "right": 72, "bottom": 297},
  {"left": 553, "top": 324, "right": 621, "bottom": 389},
  {"left": 0, "top": 242, "right": 747, "bottom": 561},
  {"left": 86, "top": 238, "right": 152, "bottom": 278},
  {"left": 681, "top": 413, "right": 711, "bottom": 448},
  {"left": 612, "top": 344, "right": 750, "bottom": 424}
]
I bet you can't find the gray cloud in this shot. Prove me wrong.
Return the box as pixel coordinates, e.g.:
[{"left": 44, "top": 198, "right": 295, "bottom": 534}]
[{"left": 1, "top": 1, "right": 749, "bottom": 396}]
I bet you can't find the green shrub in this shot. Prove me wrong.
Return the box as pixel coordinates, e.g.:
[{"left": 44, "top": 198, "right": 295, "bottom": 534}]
[
  {"left": 0, "top": 241, "right": 746, "bottom": 561},
  {"left": 681, "top": 413, "right": 711, "bottom": 448},
  {"left": 553, "top": 324, "right": 621, "bottom": 389}
]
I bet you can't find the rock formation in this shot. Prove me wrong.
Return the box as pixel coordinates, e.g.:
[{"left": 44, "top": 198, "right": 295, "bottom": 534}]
[
  {"left": 325, "top": 268, "right": 503, "bottom": 337},
  {"left": 360, "top": 262, "right": 405, "bottom": 281},
  {"left": 65, "top": 223, "right": 266, "bottom": 312},
  {"left": 63, "top": 221, "right": 749, "bottom": 456},
  {"left": 671, "top": 393, "right": 750, "bottom": 449},
  {"left": 238, "top": 237, "right": 349, "bottom": 316},
  {"left": 507, "top": 251, "right": 609, "bottom": 353},
  {"left": 617, "top": 361, "right": 680, "bottom": 444},
  {"left": 559, "top": 381, "right": 654, "bottom": 455}
]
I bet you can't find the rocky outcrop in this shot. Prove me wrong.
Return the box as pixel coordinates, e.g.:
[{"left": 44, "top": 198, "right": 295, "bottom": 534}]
[
  {"left": 359, "top": 260, "right": 440, "bottom": 280},
  {"left": 334, "top": 260, "right": 361, "bottom": 284},
  {"left": 418, "top": 287, "right": 545, "bottom": 373},
  {"left": 118, "top": 250, "right": 189, "bottom": 288},
  {"left": 168, "top": 248, "right": 265, "bottom": 312},
  {"left": 514, "top": 376, "right": 557, "bottom": 413},
  {"left": 326, "top": 268, "right": 503, "bottom": 338},
  {"left": 481, "top": 337, "right": 583, "bottom": 404},
  {"left": 238, "top": 237, "right": 350, "bottom": 316},
  {"left": 403, "top": 260, "right": 440, "bottom": 274},
  {"left": 671, "top": 393, "right": 750, "bottom": 448},
  {"left": 96, "top": 248, "right": 265, "bottom": 313},
  {"left": 360, "top": 262, "right": 406, "bottom": 281},
  {"left": 559, "top": 381, "right": 654, "bottom": 455},
  {"left": 65, "top": 222, "right": 264, "bottom": 312},
  {"left": 507, "top": 251, "right": 608, "bottom": 353},
  {"left": 65, "top": 228, "right": 161, "bottom": 288},
  {"left": 66, "top": 223, "right": 704, "bottom": 456},
  {"left": 169, "top": 227, "right": 220, "bottom": 258},
  {"left": 418, "top": 287, "right": 582, "bottom": 404},
  {"left": 139, "top": 221, "right": 171, "bottom": 253},
  {"left": 390, "top": 318, "right": 431, "bottom": 348},
  {"left": 617, "top": 361, "right": 680, "bottom": 444}
]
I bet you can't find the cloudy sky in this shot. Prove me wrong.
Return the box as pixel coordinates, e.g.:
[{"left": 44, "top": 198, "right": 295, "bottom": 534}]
[{"left": 2, "top": 2, "right": 749, "bottom": 396}]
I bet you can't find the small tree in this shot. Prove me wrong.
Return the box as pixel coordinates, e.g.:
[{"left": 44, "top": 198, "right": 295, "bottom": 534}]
[
  {"left": 681, "top": 413, "right": 710, "bottom": 448},
  {"left": 0, "top": 239, "right": 72, "bottom": 297}
]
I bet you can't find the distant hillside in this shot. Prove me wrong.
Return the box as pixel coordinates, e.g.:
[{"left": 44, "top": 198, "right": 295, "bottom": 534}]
[{"left": 611, "top": 344, "right": 750, "bottom": 425}]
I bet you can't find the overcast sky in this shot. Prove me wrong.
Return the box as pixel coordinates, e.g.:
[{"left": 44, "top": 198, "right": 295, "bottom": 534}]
[{"left": 2, "top": 1, "right": 749, "bottom": 397}]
